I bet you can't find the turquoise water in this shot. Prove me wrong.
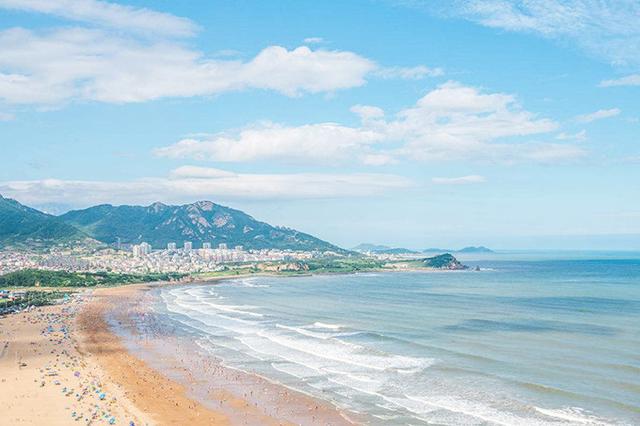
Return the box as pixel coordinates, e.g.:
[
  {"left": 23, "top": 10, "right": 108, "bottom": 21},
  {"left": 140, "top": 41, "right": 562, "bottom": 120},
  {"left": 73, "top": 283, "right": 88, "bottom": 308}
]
[{"left": 158, "top": 256, "right": 640, "bottom": 425}]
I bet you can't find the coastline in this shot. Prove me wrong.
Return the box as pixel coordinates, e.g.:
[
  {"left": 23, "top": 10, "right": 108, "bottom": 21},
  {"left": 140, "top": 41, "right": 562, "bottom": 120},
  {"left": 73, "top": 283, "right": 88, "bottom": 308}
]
[
  {"left": 95, "top": 281, "right": 358, "bottom": 426},
  {"left": 0, "top": 276, "right": 357, "bottom": 425}
]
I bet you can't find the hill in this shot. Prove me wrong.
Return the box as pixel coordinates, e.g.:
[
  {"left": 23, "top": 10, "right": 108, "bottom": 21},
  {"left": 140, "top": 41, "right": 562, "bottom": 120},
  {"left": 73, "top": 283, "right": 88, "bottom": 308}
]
[
  {"left": 456, "top": 246, "right": 494, "bottom": 253},
  {"left": 60, "top": 201, "right": 345, "bottom": 252},
  {"left": 0, "top": 195, "right": 86, "bottom": 247},
  {"left": 422, "top": 253, "right": 467, "bottom": 270}
]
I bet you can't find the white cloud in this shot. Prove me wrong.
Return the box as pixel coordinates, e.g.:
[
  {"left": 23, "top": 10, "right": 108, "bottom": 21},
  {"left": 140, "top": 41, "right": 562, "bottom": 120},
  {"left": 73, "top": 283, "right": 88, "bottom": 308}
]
[
  {"left": 0, "top": 0, "right": 198, "bottom": 37},
  {"left": 157, "top": 81, "right": 579, "bottom": 165},
  {"left": 0, "top": 167, "right": 413, "bottom": 206},
  {"left": 600, "top": 74, "right": 640, "bottom": 87},
  {"left": 303, "top": 37, "right": 324, "bottom": 44},
  {"left": 0, "top": 28, "right": 376, "bottom": 104},
  {"left": 374, "top": 65, "right": 444, "bottom": 80},
  {"left": 237, "top": 46, "right": 375, "bottom": 96},
  {"left": 432, "top": 175, "right": 486, "bottom": 184},
  {"left": 155, "top": 122, "right": 385, "bottom": 164},
  {"left": 0, "top": 2, "right": 449, "bottom": 107},
  {"left": 391, "top": 81, "right": 561, "bottom": 162},
  {"left": 556, "top": 130, "right": 587, "bottom": 141},
  {"left": 350, "top": 105, "right": 385, "bottom": 121},
  {"left": 408, "top": 0, "right": 640, "bottom": 68},
  {"left": 576, "top": 108, "right": 621, "bottom": 123}
]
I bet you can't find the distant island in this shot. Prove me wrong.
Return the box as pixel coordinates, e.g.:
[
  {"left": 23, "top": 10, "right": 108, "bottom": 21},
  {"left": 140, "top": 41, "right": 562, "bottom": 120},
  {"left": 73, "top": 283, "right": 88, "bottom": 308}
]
[
  {"left": 354, "top": 243, "right": 493, "bottom": 254},
  {"left": 425, "top": 246, "right": 494, "bottom": 254}
]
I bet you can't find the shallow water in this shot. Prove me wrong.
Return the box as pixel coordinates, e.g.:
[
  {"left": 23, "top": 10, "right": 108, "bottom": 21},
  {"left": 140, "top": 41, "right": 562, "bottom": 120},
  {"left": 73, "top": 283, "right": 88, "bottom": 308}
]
[{"left": 156, "top": 256, "right": 640, "bottom": 425}]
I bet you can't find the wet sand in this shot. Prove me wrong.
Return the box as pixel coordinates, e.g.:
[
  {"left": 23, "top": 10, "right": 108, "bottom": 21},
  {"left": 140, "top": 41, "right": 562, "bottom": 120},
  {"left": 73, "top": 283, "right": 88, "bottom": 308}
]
[{"left": 96, "top": 283, "right": 356, "bottom": 425}]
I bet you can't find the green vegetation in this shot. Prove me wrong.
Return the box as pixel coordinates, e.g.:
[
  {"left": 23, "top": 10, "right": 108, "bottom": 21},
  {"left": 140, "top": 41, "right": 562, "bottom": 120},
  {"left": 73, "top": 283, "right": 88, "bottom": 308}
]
[
  {"left": 301, "top": 257, "right": 385, "bottom": 273},
  {"left": 0, "top": 195, "right": 85, "bottom": 247},
  {"left": 194, "top": 265, "right": 261, "bottom": 279},
  {"left": 0, "top": 269, "right": 186, "bottom": 287},
  {"left": 60, "top": 201, "right": 347, "bottom": 252},
  {"left": 0, "top": 290, "right": 71, "bottom": 314},
  {"left": 403, "top": 253, "right": 467, "bottom": 270}
]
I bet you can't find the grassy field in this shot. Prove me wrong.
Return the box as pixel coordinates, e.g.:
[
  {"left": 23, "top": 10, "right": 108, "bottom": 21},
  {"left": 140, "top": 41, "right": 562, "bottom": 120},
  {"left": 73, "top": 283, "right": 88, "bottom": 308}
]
[{"left": 0, "top": 269, "right": 187, "bottom": 288}]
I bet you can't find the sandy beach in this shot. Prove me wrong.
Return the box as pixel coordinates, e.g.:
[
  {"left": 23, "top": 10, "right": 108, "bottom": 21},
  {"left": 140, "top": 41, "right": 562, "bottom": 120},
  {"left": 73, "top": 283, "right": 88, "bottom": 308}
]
[{"left": 0, "top": 282, "right": 354, "bottom": 425}]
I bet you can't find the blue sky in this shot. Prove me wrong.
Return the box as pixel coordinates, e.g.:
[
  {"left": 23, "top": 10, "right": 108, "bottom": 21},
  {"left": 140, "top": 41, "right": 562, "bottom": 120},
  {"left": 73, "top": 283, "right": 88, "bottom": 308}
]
[{"left": 0, "top": 0, "right": 638, "bottom": 249}]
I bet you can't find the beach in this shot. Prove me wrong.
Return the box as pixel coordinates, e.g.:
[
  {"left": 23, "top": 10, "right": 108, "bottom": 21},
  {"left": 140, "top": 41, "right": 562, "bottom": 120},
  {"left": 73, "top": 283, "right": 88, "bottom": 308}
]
[
  {"left": 2, "top": 258, "right": 639, "bottom": 425},
  {"left": 0, "top": 291, "right": 149, "bottom": 425},
  {"left": 0, "top": 282, "right": 354, "bottom": 425}
]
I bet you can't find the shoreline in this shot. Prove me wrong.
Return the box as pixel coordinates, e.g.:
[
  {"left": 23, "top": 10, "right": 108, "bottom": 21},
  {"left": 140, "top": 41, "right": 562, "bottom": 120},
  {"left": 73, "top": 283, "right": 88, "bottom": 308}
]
[
  {"left": 98, "top": 281, "right": 358, "bottom": 425},
  {"left": 0, "top": 276, "right": 358, "bottom": 425},
  {"left": 0, "top": 269, "right": 464, "bottom": 425}
]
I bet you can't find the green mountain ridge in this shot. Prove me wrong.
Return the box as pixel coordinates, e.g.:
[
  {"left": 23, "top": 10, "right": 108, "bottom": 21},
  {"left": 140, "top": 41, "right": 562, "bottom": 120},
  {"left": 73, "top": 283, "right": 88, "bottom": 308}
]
[
  {"left": 0, "top": 195, "right": 86, "bottom": 247},
  {"left": 59, "top": 200, "right": 346, "bottom": 252}
]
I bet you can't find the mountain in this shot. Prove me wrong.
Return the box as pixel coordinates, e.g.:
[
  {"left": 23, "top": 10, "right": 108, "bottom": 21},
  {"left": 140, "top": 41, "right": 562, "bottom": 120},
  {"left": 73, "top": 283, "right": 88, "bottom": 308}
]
[
  {"left": 376, "top": 247, "right": 419, "bottom": 254},
  {"left": 352, "top": 243, "right": 418, "bottom": 254},
  {"left": 60, "top": 201, "right": 345, "bottom": 252},
  {"left": 0, "top": 195, "right": 86, "bottom": 247}
]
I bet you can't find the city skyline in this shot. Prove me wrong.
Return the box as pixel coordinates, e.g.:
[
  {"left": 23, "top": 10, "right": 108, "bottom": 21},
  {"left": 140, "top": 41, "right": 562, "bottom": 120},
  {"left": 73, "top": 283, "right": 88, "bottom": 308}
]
[{"left": 0, "top": 0, "right": 639, "bottom": 250}]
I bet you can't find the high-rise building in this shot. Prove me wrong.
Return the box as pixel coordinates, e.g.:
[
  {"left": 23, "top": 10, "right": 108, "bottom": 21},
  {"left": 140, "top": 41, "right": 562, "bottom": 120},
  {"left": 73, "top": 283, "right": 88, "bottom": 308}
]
[
  {"left": 132, "top": 242, "right": 151, "bottom": 257},
  {"left": 184, "top": 241, "right": 193, "bottom": 252},
  {"left": 167, "top": 242, "right": 177, "bottom": 251},
  {"left": 202, "top": 242, "right": 211, "bottom": 250},
  {"left": 218, "top": 243, "right": 228, "bottom": 250},
  {"left": 140, "top": 242, "right": 151, "bottom": 255}
]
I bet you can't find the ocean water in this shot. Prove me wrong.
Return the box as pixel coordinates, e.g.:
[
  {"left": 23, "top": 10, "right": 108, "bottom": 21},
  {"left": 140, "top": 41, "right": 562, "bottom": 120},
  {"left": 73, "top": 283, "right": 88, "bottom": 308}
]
[{"left": 156, "top": 255, "right": 640, "bottom": 425}]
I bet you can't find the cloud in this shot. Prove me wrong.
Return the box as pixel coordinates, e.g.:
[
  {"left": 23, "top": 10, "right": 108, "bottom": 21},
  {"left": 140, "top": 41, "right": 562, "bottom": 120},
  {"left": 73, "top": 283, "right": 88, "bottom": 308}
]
[
  {"left": 303, "top": 37, "right": 324, "bottom": 44},
  {"left": 350, "top": 105, "right": 385, "bottom": 121},
  {"left": 556, "top": 130, "right": 586, "bottom": 141},
  {"left": 0, "top": 2, "right": 448, "bottom": 107},
  {"left": 0, "top": 167, "right": 413, "bottom": 206},
  {"left": 432, "top": 175, "right": 486, "bottom": 184},
  {"left": 0, "top": 28, "right": 376, "bottom": 104},
  {"left": 390, "top": 81, "right": 562, "bottom": 162},
  {"left": 403, "top": 1, "right": 640, "bottom": 68},
  {"left": 374, "top": 65, "right": 444, "bottom": 80},
  {"left": 576, "top": 108, "right": 621, "bottom": 123},
  {"left": 157, "top": 81, "right": 580, "bottom": 165},
  {"left": 155, "top": 122, "right": 385, "bottom": 164},
  {"left": 0, "top": 0, "right": 198, "bottom": 37},
  {"left": 599, "top": 74, "right": 640, "bottom": 87}
]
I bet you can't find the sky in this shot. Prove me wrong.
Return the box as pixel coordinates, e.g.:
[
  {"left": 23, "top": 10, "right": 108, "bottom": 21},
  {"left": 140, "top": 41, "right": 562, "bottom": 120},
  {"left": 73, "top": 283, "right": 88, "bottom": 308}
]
[{"left": 0, "top": 0, "right": 638, "bottom": 250}]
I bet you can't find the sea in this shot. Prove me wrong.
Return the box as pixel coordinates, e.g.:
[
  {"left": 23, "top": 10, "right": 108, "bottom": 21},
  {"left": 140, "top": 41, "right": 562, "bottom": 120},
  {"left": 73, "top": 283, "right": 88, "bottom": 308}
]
[{"left": 154, "top": 252, "right": 640, "bottom": 425}]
